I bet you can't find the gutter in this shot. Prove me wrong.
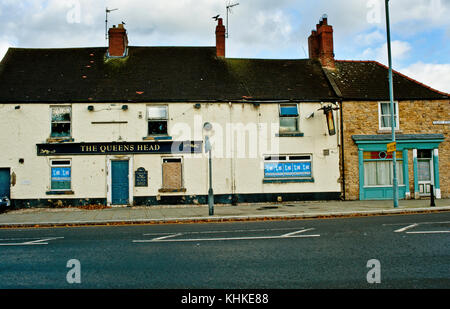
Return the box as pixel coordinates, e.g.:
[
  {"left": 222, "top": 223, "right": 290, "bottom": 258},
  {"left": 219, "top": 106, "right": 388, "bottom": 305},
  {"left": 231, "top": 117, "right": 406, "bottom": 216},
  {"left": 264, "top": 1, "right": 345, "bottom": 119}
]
[{"left": 0, "top": 98, "right": 341, "bottom": 104}]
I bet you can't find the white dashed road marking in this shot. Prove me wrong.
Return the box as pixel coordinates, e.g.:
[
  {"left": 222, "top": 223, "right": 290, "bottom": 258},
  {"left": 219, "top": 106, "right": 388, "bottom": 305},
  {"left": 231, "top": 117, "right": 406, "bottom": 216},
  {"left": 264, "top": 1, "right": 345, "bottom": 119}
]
[
  {"left": 0, "top": 237, "right": 64, "bottom": 246},
  {"left": 133, "top": 228, "right": 319, "bottom": 243}
]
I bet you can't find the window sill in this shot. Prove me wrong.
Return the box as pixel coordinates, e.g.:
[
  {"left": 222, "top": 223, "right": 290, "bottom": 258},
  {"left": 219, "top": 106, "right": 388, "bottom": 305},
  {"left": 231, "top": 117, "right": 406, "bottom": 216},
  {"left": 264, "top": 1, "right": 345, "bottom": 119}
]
[
  {"left": 158, "top": 188, "right": 186, "bottom": 193},
  {"left": 46, "top": 137, "right": 74, "bottom": 143},
  {"left": 377, "top": 129, "right": 402, "bottom": 134},
  {"left": 263, "top": 178, "right": 314, "bottom": 183},
  {"left": 46, "top": 190, "right": 74, "bottom": 195},
  {"left": 363, "top": 185, "right": 406, "bottom": 188},
  {"left": 143, "top": 136, "right": 172, "bottom": 141},
  {"left": 276, "top": 132, "right": 304, "bottom": 137}
]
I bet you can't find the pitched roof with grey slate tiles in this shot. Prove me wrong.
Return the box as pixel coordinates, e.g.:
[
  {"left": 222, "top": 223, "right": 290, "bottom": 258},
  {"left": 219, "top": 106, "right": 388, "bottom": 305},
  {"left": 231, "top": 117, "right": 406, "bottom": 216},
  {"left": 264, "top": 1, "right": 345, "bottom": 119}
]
[
  {"left": 0, "top": 47, "right": 448, "bottom": 103},
  {"left": 0, "top": 46, "right": 338, "bottom": 103},
  {"left": 328, "top": 61, "right": 449, "bottom": 100}
]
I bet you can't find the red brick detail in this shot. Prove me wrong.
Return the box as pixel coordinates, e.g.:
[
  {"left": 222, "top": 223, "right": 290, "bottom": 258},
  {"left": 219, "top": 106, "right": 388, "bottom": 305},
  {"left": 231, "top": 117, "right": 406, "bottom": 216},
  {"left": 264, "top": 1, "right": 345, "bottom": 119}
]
[
  {"left": 215, "top": 18, "right": 226, "bottom": 57},
  {"left": 308, "top": 17, "right": 335, "bottom": 69},
  {"left": 108, "top": 24, "right": 128, "bottom": 57},
  {"left": 308, "top": 31, "right": 319, "bottom": 59}
]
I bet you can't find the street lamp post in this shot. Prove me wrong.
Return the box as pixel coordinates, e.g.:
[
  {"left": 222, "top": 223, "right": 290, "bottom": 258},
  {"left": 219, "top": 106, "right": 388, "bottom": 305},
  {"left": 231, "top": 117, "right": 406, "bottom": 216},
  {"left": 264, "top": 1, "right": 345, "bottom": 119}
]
[
  {"left": 203, "top": 122, "right": 214, "bottom": 215},
  {"left": 385, "top": 0, "right": 399, "bottom": 208}
]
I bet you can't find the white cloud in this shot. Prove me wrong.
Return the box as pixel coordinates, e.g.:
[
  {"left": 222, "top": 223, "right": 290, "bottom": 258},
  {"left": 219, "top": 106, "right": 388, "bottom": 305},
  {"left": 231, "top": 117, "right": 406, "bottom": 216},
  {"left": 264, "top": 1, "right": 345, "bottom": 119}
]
[
  {"left": 361, "top": 40, "right": 412, "bottom": 66},
  {"left": 0, "top": 0, "right": 448, "bottom": 61},
  {"left": 355, "top": 30, "right": 385, "bottom": 46},
  {"left": 401, "top": 61, "right": 450, "bottom": 93}
]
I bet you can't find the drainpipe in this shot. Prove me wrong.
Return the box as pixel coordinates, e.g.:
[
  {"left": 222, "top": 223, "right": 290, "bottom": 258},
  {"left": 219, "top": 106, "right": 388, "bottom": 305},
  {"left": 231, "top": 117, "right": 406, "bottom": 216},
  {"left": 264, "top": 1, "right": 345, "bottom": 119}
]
[{"left": 339, "top": 99, "right": 345, "bottom": 200}]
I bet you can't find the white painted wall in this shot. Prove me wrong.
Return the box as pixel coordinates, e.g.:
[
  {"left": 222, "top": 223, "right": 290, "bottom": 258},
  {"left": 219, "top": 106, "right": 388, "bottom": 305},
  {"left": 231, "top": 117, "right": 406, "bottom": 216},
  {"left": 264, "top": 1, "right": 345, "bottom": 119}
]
[{"left": 0, "top": 102, "right": 341, "bottom": 203}]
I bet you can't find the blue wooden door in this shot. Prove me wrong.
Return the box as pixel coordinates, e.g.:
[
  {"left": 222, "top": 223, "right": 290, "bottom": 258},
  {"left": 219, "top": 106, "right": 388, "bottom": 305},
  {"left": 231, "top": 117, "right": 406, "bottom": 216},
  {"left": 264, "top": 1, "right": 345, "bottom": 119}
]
[
  {"left": 0, "top": 168, "right": 10, "bottom": 199},
  {"left": 111, "top": 161, "right": 129, "bottom": 205}
]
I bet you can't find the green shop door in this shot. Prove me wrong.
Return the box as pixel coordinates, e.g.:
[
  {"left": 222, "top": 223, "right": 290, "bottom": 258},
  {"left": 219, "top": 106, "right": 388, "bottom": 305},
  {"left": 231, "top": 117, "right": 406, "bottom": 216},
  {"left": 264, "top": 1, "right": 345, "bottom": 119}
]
[
  {"left": 111, "top": 161, "right": 129, "bottom": 205},
  {"left": 0, "top": 168, "right": 10, "bottom": 199}
]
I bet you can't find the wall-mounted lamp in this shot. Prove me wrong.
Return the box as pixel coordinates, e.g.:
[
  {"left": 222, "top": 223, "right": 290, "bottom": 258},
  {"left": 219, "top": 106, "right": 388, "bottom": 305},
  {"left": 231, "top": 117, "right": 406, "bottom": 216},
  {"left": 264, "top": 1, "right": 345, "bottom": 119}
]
[
  {"left": 194, "top": 103, "right": 201, "bottom": 109},
  {"left": 318, "top": 105, "right": 339, "bottom": 136},
  {"left": 19, "top": 158, "right": 24, "bottom": 164},
  {"left": 122, "top": 105, "right": 128, "bottom": 110},
  {"left": 87, "top": 105, "right": 94, "bottom": 111},
  {"left": 15, "top": 105, "right": 21, "bottom": 110}
]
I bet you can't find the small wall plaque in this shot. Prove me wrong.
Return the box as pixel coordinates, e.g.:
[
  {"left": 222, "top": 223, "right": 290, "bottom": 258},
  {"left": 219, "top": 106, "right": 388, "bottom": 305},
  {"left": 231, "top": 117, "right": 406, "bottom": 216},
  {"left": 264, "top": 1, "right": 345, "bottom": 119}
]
[{"left": 135, "top": 167, "right": 148, "bottom": 187}]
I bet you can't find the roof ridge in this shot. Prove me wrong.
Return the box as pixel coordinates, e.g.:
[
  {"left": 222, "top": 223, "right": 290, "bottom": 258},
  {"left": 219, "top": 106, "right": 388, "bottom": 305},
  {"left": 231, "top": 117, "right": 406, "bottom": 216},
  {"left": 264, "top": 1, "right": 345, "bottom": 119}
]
[{"left": 335, "top": 60, "right": 376, "bottom": 63}]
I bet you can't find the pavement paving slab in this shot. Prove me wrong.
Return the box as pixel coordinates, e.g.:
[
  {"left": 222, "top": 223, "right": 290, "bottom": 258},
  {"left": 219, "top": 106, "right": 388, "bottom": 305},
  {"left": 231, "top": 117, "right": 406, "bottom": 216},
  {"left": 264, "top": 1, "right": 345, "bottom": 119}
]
[{"left": 0, "top": 199, "right": 449, "bottom": 228}]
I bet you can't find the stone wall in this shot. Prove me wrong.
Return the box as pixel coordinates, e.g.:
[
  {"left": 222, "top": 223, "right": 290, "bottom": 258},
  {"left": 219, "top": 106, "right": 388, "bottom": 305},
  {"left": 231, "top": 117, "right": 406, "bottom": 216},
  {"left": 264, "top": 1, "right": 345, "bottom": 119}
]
[{"left": 342, "top": 99, "right": 450, "bottom": 200}]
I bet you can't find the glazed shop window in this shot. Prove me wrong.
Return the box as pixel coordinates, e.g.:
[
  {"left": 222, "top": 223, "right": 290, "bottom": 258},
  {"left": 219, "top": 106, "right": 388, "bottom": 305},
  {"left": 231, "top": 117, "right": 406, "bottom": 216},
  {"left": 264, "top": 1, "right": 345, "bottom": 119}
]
[
  {"left": 51, "top": 106, "right": 71, "bottom": 137},
  {"left": 147, "top": 105, "right": 168, "bottom": 135},
  {"left": 264, "top": 155, "right": 312, "bottom": 179},
  {"left": 378, "top": 102, "right": 399, "bottom": 130},
  {"left": 363, "top": 151, "right": 404, "bottom": 186},
  {"left": 50, "top": 159, "right": 71, "bottom": 190},
  {"left": 279, "top": 104, "right": 299, "bottom": 133}
]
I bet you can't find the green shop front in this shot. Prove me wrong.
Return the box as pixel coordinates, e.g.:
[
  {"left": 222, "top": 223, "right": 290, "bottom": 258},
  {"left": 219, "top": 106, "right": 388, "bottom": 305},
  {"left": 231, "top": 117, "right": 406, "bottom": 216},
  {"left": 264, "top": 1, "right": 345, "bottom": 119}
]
[{"left": 352, "top": 134, "right": 444, "bottom": 200}]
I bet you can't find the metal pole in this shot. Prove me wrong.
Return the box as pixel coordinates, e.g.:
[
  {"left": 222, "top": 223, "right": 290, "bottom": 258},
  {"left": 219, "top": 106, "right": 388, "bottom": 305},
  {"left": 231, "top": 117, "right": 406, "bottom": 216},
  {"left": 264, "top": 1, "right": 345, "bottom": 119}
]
[
  {"left": 105, "top": 8, "right": 108, "bottom": 41},
  {"left": 226, "top": 6, "right": 229, "bottom": 38},
  {"left": 385, "top": 0, "right": 398, "bottom": 208},
  {"left": 430, "top": 184, "right": 435, "bottom": 207},
  {"left": 208, "top": 149, "right": 214, "bottom": 215}
]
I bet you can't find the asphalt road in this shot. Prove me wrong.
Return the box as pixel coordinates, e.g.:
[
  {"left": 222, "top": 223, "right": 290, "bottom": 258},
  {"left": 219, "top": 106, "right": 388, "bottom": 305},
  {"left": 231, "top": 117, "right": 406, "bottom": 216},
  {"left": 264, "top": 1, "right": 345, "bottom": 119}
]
[{"left": 0, "top": 212, "right": 449, "bottom": 289}]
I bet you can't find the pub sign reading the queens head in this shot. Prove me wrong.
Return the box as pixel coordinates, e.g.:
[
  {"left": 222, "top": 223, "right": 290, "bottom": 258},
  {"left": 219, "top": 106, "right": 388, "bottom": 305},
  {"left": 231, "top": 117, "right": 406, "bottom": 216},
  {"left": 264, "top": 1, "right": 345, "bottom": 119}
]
[{"left": 37, "top": 141, "right": 202, "bottom": 156}]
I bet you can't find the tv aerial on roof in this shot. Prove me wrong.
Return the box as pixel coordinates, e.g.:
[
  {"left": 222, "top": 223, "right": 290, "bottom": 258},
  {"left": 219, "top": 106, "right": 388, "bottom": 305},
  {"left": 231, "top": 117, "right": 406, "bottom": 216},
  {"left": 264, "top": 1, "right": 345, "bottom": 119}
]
[
  {"left": 226, "top": 1, "right": 239, "bottom": 38},
  {"left": 105, "top": 7, "right": 119, "bottom": 41}
]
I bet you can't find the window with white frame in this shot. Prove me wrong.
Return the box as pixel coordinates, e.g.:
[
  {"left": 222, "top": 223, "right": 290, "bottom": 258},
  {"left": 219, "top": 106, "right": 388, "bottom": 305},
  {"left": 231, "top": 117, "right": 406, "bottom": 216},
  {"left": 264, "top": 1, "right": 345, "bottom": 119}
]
[
  {"left": 51, "top": 106, "right": 72, "bottom": 137},
  {"left": 264, "top": 155, "right": 312, "bottom": 179},
  {"left": 50, "top": 159, "right": 72, "bottom": 190},
  {"left": 279, "top": 104, "right": 299, "bottom": 133},
  {"left": 147, "top": 105, "right": 168, "bottom": 136},
  {"left": 378, "top": 102, "right": 399, "bottom": 130}
]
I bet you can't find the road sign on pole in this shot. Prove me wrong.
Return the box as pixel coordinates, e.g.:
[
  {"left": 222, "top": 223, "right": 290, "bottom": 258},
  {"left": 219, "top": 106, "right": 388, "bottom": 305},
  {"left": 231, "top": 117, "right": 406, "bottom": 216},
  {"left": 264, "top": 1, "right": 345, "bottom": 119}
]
[{"left": 387, "top": 142, "right": 396, "bottom": 153}]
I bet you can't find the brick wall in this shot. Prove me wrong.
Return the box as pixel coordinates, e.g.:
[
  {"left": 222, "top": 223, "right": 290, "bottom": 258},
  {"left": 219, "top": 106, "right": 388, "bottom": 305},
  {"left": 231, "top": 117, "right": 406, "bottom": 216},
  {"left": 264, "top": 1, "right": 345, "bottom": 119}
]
[{"left": 342, "top": 99, "right": 450, "bottom": 200}]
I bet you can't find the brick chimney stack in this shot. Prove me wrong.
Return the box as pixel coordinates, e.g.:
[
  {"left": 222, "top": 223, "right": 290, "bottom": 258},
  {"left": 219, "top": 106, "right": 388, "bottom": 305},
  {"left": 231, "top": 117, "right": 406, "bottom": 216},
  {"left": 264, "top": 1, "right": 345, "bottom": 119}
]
[
  {"left": 215, "top": 18, "right": 226, "bottom": 57},
  {"left": 308, "top": 16, "right": 335, "bottom": 69},
  {"left": 108, "top": 23, "right": 128, "bottom": 57}
]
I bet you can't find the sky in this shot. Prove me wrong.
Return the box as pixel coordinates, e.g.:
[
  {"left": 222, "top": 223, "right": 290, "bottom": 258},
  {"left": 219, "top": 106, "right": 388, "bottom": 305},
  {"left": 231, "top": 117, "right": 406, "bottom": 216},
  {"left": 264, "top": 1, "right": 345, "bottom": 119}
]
[{"left": 0, "top": 0, "right": 449, "bottom": 93}]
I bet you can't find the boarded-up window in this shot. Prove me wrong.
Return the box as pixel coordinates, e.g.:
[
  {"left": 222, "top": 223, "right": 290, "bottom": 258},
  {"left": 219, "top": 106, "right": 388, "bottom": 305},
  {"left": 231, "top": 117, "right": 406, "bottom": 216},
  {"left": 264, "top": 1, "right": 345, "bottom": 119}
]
[
  {"left": 162, "top": 158, "right": 182, "bottom": 189},
  {"left": 50, "top": 159, "right": 71, "bottom": 190}
]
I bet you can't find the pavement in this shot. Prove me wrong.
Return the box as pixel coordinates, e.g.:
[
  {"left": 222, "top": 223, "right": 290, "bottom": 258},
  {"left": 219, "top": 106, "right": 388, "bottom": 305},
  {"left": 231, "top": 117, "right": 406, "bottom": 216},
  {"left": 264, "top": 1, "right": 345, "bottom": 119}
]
[{"left": 0, "top": 198, "right": 449, "bottom": 228}]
